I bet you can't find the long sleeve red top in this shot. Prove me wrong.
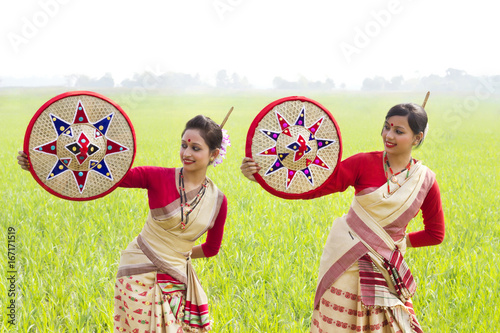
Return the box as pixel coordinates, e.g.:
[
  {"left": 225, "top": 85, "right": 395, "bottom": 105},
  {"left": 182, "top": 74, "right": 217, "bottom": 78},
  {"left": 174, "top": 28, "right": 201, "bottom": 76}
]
[
  {"left": 306, "top": 151, "right": 445, "bottom": 247},
  {"left": 119, "top": 166, "right": 228, "bottom": 257}
]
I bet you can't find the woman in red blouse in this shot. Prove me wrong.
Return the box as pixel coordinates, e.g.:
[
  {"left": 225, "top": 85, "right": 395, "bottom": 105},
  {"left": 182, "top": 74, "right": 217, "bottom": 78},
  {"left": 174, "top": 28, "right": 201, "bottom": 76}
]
[
  {"left": 19, "top": 115, "right": 229, "bottom": 333},
  {"left": 241, "top": 103, "right": 444, "bottom": 332}
]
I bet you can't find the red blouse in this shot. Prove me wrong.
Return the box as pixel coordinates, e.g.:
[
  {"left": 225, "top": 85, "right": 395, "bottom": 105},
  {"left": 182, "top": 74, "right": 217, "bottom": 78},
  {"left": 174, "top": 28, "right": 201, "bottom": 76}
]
[
  {"left": 119, "top": 166, "right": 227, "bottom": 257},
  {"left": 306, "top": 151, "right": 445, "bottom": 247}
]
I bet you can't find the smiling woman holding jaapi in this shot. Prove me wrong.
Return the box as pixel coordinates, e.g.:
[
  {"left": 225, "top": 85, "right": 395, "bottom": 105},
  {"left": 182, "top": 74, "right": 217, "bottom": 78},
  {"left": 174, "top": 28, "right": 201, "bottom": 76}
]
[
  {"left": 241, "top": 101, "right": 445, "bottom": 332},
  {"left": 19, "top": 113, "right": 232, "bottom": 333}
]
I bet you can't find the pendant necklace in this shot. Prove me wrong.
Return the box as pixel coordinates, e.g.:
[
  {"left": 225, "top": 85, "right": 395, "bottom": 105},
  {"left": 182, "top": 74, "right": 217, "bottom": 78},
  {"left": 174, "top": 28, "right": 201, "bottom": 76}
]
[
  {"left": 383, "top": 152, "right": 413, "bottom": 193},
  {"left": 178, "top": 168, "right": 208, "bottom": 230}
]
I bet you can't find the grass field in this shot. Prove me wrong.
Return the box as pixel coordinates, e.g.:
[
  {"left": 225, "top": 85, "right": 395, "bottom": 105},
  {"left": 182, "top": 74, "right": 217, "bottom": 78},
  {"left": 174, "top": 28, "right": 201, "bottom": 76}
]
[{"left": 1, "top": 88, "right": 499, "bottom": 332}]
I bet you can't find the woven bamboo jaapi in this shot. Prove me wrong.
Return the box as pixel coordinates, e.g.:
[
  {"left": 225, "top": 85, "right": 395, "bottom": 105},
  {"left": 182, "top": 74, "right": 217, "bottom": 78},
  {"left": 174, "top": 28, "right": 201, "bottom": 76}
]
[
  {"left": 24, "top": 91, "right": 136, "bottom": 201},
  {"left": 246, "top": 96, "right": 342, "bottom": 199}
]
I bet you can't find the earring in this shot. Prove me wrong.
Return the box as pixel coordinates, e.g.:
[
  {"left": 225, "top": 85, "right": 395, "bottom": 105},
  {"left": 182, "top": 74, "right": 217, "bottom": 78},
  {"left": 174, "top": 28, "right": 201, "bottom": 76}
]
[{"left": 210, "top": 157, "right": 214, "bottom": 162}]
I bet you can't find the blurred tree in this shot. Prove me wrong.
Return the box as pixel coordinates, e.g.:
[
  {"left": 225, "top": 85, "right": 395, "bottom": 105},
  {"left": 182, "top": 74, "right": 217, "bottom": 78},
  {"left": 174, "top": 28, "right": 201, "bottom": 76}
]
[
  {"left": 362, "top": 76, "right": 387, "bottom": 90},
  {"left": 75, "top": 75, "right": 91, "bottom": 87},
  {"left": 120, "top": 71, "right": 205, "bottom": 89},
  {"left": 445, "top": 68, "right": 466, "bottom": 79},
  {"left": 273, "top": 76, "right": 297, "bottom": 89},
  {"left": 273, "top": 76, "right": 334, "bottom": 90},
  {"left": 70, "top": 73, "right": 114, "bottom": 88},
  {"left": 325, "top": 78, "right": 336, "bottom": 89},
  {"left": 216, "top": 70, "right": 230, "bottom": 88},
  {"left": 387, "top": 76, "right": 403, "bottom": 90},
  {"left": 95, "top": 72, "right": 114, "bottom": 87}
]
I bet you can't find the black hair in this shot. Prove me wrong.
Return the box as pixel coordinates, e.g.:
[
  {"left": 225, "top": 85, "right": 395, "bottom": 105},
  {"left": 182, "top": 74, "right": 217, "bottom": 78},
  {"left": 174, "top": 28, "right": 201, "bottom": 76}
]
[
  {"left": 182, "top": 115, "right": 222, "bottom": 151},
  {"left": 385, "top": 103, "right": 428, "bottom": 147}
]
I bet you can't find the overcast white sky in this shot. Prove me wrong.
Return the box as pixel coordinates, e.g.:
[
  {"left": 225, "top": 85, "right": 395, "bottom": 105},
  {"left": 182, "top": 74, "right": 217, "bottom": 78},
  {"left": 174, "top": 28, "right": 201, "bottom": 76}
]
[{"left": 1, "top": 0, "right": 499, "bottom": 88}]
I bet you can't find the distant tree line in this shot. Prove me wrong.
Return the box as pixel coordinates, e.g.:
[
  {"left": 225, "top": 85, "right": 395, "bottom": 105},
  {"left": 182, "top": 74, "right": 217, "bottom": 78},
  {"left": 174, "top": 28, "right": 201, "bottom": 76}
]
[
  {"left": 362, "top": 68, "right": 500, "bottom": 92},
  {"left": 64, "top": 70, "right": 253, "bottom": 90},
  {"left": 65, "top": 73, "right": 115, "bottom": 88},
  {"left": 273, "top": 76, "right": 335, "bottom": 90},
  {"left": 66, "top": 72, "right": 207, "bottom": 90},
  {"left": 215, "top": 70, "right": 251, "bottom": 89},
  {"left": 52, "top": 67, "right": 500, "bottom": 92},
  {"left": 121, "top": 72, "right": 207, "bottom": 89}
]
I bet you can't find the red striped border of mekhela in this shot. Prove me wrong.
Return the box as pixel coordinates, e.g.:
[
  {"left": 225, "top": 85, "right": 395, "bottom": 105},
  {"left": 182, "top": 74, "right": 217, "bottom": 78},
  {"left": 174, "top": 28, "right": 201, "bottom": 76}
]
[
  {"left": 183, "top": 300, "right": 210, "bottom": 328},
  {"left": 359, "top": 254, "right": 390, "bottom": 305},
  {"left": 405, "top": 301, "right": 424, "bottom": 333}
]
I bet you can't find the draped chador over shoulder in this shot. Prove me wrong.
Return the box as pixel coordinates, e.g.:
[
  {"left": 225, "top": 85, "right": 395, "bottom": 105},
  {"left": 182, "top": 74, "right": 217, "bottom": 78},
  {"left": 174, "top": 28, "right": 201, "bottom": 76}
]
[
  {"left": 115, "top": 168, "right": 225, "bottom": 333},
  {"left": 311, "top": 161, "right": 435, "bottom": 333}
]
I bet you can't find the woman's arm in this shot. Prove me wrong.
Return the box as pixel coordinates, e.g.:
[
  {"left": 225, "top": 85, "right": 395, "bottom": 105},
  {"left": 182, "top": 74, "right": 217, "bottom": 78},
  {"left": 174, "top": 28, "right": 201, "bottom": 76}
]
[
  {"left": 300, "top": 154, "right": 364, "bottom": 199},
  {"left": 191, "top": 245, "right": 206, "bottom": 259},
  {"left": 191, "top": 195, "right": 228, "bottom": 259},
  {"left": 407, "top": 180, "right": 445, "bottom": 247},
  {"left": 119, "top": 166, "right": 163, "bottom": 189}
]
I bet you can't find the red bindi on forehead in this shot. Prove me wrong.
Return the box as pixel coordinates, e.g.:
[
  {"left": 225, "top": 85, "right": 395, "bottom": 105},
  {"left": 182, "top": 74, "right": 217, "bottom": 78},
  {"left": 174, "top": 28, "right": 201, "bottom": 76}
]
[{"left": 188, "top": 139, "right": 191, "bottom": 142}]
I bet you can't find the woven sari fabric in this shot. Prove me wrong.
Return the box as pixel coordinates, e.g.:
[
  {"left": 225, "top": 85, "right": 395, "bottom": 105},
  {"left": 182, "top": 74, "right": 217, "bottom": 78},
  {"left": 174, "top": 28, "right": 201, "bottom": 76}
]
[
  {"left": 114, "top": 170, "right": 224, "bottom": 333},
  {"left": 311, "top": 162, "right": 435, "bottom": 333}
]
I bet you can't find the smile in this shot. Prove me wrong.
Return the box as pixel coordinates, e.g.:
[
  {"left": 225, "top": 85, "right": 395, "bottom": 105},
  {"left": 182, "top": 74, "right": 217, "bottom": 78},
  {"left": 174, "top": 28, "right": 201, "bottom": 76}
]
[
  {"left": 385, "top": 141, "right": 396, "bottom": 148},
  {"left": 183, "top": 159, "right": 195, "bottom": 165}
]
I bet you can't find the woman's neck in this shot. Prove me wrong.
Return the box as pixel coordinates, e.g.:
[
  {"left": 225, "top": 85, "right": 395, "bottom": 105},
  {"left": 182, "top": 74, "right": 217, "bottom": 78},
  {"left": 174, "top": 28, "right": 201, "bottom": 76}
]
[
  {"left": 385, "top": 151, "right": 412, "bottom": 172},
  {"left": 182, "top": 168, "right": 207, "bottom": 190}
]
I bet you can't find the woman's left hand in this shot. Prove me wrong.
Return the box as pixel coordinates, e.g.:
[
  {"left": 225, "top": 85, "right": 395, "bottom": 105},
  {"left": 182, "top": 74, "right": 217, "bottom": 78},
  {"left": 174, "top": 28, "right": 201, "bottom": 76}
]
[
  {"left": 240, "top": 157, "right": 261, "bottom": 182},
  {"left": 17, "top": 151, "right": 30, "bottom": 171}
]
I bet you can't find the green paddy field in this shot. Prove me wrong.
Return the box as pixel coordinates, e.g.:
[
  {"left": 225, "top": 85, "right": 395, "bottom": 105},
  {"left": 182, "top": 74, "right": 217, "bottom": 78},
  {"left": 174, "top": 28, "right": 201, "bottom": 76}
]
[{"left": 1, "top": 88, "right": 499, "bottom": 332}]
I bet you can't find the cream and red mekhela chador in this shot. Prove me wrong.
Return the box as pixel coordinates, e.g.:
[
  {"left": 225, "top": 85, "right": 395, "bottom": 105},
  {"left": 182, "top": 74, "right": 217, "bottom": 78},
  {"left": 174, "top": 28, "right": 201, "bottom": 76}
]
[
  {"left": 308, "top": 152, "right": 445, "bottom": 333},
  {"left": 114, "top": 167, "right": 227, "bottom": 333}
]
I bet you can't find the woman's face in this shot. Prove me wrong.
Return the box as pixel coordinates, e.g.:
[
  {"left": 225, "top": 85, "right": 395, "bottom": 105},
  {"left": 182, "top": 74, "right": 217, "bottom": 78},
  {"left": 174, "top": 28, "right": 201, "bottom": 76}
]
[
  {"left": 180, "top": 129, "right": 217, "bottom": 173},
  {"left": 381, "top": 115, "right": 421, "bottom": 155}
]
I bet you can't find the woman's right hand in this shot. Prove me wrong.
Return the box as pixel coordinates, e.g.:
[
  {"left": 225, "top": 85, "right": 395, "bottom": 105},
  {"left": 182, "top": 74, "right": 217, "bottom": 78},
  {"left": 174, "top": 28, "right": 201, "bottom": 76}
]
[
  {"left": 17, "top": 151, "right": 30, "bottom": 171},
  {"left": 240, "top": 157, "right": 261, "bottom": 182}
]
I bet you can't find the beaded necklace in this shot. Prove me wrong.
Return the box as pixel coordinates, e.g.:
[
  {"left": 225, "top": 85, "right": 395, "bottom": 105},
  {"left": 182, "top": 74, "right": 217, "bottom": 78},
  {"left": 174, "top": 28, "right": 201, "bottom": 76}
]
[
  {"left": 178, "top": 168, "right": 208, "bottom": 230},
  {"left": 383, "top": 152, "right": 414, "bottom": 193}
]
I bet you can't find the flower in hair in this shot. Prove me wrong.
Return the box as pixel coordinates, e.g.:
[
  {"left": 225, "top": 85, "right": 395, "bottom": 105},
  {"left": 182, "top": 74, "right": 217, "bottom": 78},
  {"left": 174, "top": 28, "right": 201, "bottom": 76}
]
[
  {"left": 213, "top": 129, "right": 230, "bottom": 167},
  {"left": 423, "top": 123, "right": 429, "bottom": 140}
]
